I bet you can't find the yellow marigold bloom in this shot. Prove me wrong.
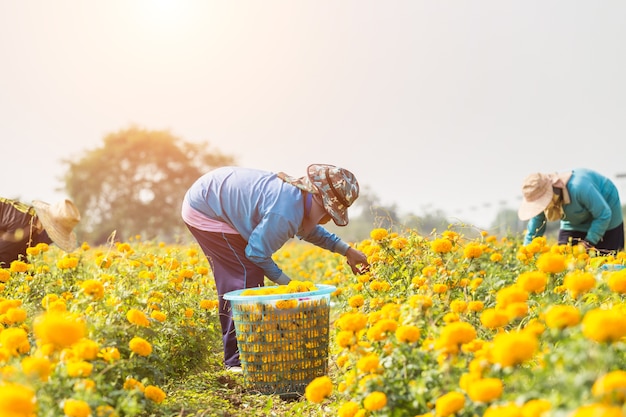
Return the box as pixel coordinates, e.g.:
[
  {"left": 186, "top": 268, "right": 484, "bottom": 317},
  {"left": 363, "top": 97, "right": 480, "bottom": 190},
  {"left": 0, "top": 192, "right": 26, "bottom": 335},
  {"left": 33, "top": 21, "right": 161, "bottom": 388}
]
[
  {"left": 150, "top": 311, "right": 167, "bottom": 322},
  {"left": 0, "top": 327, "right": 30, "bottom": 355},
  {"left": 432, "top": 283, "right": 448, "bottom": 294},
  {"left": 563, "top": 270, "right": 596, "bottom": 298},
  {"left": 582, "top": 308, "right": 626, "bottom": 343},
  {"left": 0, "top": 382, "right": 36, "bottom": 417},
  {"left": 463, "top": 243, "right": 483, "bottom": 259},
  {"left": 483, "top": 403, "right": 523, "bottom": 417},
  {"left": 496, "top": 285, "right": 528, "bottom": 308},
  {"left": 56, "top": 257, "right": 79, "bottom": 269},
  {"left": 490, "top": 331, "right": 538, "bottom": 367},
  {"left": 63, "top": 398, "right": 91, "bottom": 417},
  {"left": 66, "top": 360, "right": 94, "bottom": 377},
  {"left": 96, "top": 405, "right": 118, "bottom": 417},
  {"left": 470, "top": 278, "right": 483, "bottom": 290},
  {"left": 0, "top": 269, "right": 11, "bottom": 284},
  {"left": 81, "top": 279, "right": 105, "bottom": 300},
  {"left": 98, "top": 346, "right": 121, "bottom": 363},
  {"left": 338, "top": 401, "right": 360, "bottom": 417},
  {"left": 467, "top": 377, "right": 503, "bottom": 403},
  {"left": 9, "top": 260, "right": 29, "bottom": 273},
  {"left": 490, "top": 252, "right": 503, "bottom": 262},
  {"left": 348, "top": 295, "right": 365, "bottom": 309},
  {"left": 370, "top": 228, "right": 388, "bottom": 241},
  {"left": 517, "top": 270, "right": 548, "bottom": 293},
  {"left": 569, "top": 403, "right": 624, "bottom": 417},
  {"left": 592, "top": 370, "right": 626, "bottom": 402},
  {"left": 435, "top": 321, "right": 477, "bottom": 353},
  {"left": 396, "top": 325, "right": 421, "bottom": 343},
  {"left": 479, "top": 308, "right": 510, "bottom": 329},
  {"left": 305, "top": 375, "right": 333, "bottom": 403},
  {"left": 363, "top": 391, "right": 387, "bottom": 411},
  {"left": 450, "top": 300, "right": 468, "bottom": 313},
  {"left": 521, "top": 399, "right": 551, "bottom": 416},
  {"left": 468, "top": 301, "right": 484, "bottom": 312},
  {"left": 126, "top": 309, "right": 150, "bottom": 327},
  {"left": 536, "top": 252, "right": 567, "bottom": 274},
  {"left": 73, "top": 338, "right": 99, "bottom": 360},
  {"left": 431, "top": 238, "right": 453, "bottom": 254},
  {"left": 336, "top": 330, "right": 356, "bottom": 348},
  {"left": 370, "top": 280, "right": 390, "bottom": 292},
  {"left": 275, "top": 299, "right": 297, "bottom": 310},
  {"left": 435, "top": 391, "right": 466, "bottom": 417},
  {"left": 4, "top": 307, "right": 27, "bottom": 324},
  {"left": 129, "top": 336, "right": 153, "bottom": 357},
  {"left": 145, "top": 385, "right": 167, "bottom": 404},
  {"left": 199, "top": 299, "right": 217, "bottom": 310},
  {"left": 124, "top": 377, "right": 145, "bottom": 392},
  {"left": 357, "top": 354, "right": 380, "bottom": 374},
  {"left": 21, "top": 356, "right": 52, "bottom": 381},
  {"left": 391, "top": 237, "right": 408, "bottom": 250},
  {"left": 544, "top": 305, "right": 580, "bottom": 329},
  {"left": 337, "top": 312, "right": 368, "bottom": 332},
  {"left": 607, "top": 269, "right": 626, "bottom": 293}
]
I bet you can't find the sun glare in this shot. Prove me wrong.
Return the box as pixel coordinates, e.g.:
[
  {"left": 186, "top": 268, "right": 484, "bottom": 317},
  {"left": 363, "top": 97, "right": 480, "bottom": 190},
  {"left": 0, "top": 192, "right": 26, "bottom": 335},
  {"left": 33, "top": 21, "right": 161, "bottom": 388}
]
[{"left": 131, "top": 0, "right": 193, "bottom": 33}]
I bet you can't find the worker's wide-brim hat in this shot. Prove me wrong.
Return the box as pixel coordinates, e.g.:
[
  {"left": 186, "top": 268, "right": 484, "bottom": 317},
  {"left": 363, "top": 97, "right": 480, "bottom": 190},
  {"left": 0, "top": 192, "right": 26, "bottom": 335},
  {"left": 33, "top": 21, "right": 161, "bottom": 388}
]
[
  {"left": 518, "top": 173, "right": 554, "bottom": 221},
  {"left": 33, "top": 199, "right": 81, "bottom": 252},
  {"left": 277, "top": 164, "right": 359, "bottom": 226}
]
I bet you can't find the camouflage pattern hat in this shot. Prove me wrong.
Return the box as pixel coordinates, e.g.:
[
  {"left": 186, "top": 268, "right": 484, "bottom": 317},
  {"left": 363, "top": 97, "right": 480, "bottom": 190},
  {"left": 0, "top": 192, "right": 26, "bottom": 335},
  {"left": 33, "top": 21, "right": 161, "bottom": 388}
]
[{"left": 277, "top": 164, "right": 359, "bottom": 226}]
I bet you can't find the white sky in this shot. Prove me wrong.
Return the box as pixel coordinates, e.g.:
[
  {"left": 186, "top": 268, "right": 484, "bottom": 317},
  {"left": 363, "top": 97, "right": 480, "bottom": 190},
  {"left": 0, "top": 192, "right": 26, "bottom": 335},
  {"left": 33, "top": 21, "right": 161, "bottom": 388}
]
[{"left": 2, "top": 1, "right": 626, "bottom": 230}]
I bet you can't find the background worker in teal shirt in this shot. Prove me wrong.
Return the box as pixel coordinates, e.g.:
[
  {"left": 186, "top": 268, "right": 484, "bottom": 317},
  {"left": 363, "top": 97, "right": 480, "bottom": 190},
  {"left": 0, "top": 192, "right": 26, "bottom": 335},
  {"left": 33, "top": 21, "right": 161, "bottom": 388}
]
[
  {"left": 182, "top": 164, "right": 369, "bottom": 371},
  {"left": 518, "top": 168, "right": 624, "bottom": 252}
]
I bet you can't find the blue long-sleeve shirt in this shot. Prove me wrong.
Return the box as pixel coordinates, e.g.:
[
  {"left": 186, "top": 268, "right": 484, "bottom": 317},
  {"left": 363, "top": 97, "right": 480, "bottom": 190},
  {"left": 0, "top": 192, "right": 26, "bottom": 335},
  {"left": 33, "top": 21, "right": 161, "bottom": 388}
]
[
  {"left": 524, "top": 168, "right": 623, "bottom": 245},
  {"left": 184, "top": 166, "right": 350, "bottom": 280}
]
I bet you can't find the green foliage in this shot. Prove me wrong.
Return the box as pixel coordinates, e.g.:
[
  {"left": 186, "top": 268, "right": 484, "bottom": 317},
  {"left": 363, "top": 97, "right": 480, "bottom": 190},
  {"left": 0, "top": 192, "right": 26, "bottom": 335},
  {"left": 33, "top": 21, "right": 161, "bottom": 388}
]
[{"left": 62, "top": 126, "right": 235, "bottom": 244}]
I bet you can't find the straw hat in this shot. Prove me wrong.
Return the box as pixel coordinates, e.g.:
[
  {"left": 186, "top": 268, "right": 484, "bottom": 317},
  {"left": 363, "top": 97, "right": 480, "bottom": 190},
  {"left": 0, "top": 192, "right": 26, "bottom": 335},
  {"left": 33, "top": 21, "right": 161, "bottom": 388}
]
[
  {"left": 518, "top": 173, "right": 554, "bottom": 221},
  {"left": 32, "top": 199, "right": 81, "bottom": 252},
  {"left": 277, "top": 164, "right": 359, "bottom": 226}
]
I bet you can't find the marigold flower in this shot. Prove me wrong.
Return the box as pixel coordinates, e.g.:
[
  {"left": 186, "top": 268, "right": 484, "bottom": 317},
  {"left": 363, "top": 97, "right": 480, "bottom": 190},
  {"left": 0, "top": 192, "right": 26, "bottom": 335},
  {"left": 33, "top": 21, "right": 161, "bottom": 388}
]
[
  {"left": 305, "top": 375, "right": 333, "bottom": 403},
  {"left": 357, "top": 354, "right": 380, "bottom": 374},
  {"left": 126, "top": 309, "right": 150, "bottom": 327},
  {"left": 363, "top": 391, "right": 387, "bottom": 411},
  {"left": 57, "top": 257, "right": 79, "bottom": 269},
  {"left": 536, "top": 252, "right": 567, "bottom": 274},
  {"left": 466, "top": 377, "right": 503, "bottom": 403},
  {"left": 435, "top": 321, "right": 477, "bottom": 353},
  {"left": 479, "top": 308, "right": 509, "bottom": 329},
  {"left": 338, "top": 401, "right": 360, "bottom": 417},
  {"left": 0, "top": 382, "right": 36, "bottom": 416},
  {"left": 73, "top": 338, "right": 99, "bottom": 360},
  {"left": 4, "top": 307, "right": 27, "bottom": 324},
  {"left": 129, "top": 336, "right": 152, "bottom": 356},
  {"left": 21, "top": 356, "right": 52, "bottom": 381},
  {"left": 516, "top": 270, "right": 548, "bottom": 293},
  {"left": 592, "top": 370, "right": 626, "bottom": 402},
  {"left": 463, "top": 243, "right": 483, "bottom": 259},
  {"left": 9, "top": 260, "right": 29, "bottom": 273},
  {"left": 144, "top": 385, "right": 167, "bottom": 404},
  {"left": 337, "top": 312, "right": 368, "bottom": 332},
  {"left": 66, "top": 360, "right": 93, "bottom": 377},
  {"left": 468, "top": 301, "right": 484, "bottom": 313},
  {"left": 490, "top": 252, "right": 503, "bottom": 262},
  {"left": 569, "top": 403, "right": 624, "bottom": 417},
  {"left": 99, "top": 346, "right": 121, "bottom": 362},
  {"left": 336, "top": 330, "right": 356, "bottom": 348},
  {"left": 521, "top": 399, "right": 551, "bottom": 416},
  {"left": 435, "top": 391, "right": 465, "bottom": 417},
  {"left": 608, "top": 269, "right": 626, "bottom": 293},
  {"left": 33, "top": 311, "right": 86, "bottom": 348},
  {"left": 563, "top": 270, "right": 596, "bottom": 298},
  {"left": 496, "top": 285, "right": 528, "bottom": 308},
  {"left": 544, "top": 305, "right": 580, "bottom": 329},
  {"left": 370, "top": 228, "right": 388, "bottom": 241},
  {"left": 409, "top": 295, "right": 433, "bottom": 311},
  {"left": 431, "top": 238, "right": 453, "bottom": 254},
  {"left": 0, "top": 327, "right": 30, "bottom": 356},
  {"left": 150, "top": 311, "right": 167, "bottom": 322},
  {"left": 124, "top": 377, "right": 145, "bottom": 392},
  {"left": 63, "top": 398, "right": 91, "bottom": 417},
  {"left": 81, "top": 279, "right": 105, "bottom": 300},
  {"left": 582, "top": 308, "right": 626, "bottom": 343},
  {"left": 348, "top": 295, "right": 365, "bottom": 309},
  {"left": 490, "top": 331, "right": 538, "bottom": 367},
  {"left": 396, "top": 325, "right": 421, "bottom": 343},
  {"left": 0, "top": 269, "right": 11, "bottom": 283},
  {"left": 482, "top": 403, "right": 523, "bottom": 417}
]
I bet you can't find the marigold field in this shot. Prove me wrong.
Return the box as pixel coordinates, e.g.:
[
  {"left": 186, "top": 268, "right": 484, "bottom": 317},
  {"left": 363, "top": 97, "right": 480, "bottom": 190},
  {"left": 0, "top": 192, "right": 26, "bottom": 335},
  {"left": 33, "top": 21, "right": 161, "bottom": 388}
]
[{"left": 1, "top": 227, "right": 626, "bottom": 417}]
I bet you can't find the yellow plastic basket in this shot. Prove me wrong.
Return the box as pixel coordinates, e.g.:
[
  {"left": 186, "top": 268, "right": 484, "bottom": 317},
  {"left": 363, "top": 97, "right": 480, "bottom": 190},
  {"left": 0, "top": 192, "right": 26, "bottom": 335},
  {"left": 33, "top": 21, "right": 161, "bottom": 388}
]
[{"left": 223, "top": 284, "right": 336, "bottom": 398}]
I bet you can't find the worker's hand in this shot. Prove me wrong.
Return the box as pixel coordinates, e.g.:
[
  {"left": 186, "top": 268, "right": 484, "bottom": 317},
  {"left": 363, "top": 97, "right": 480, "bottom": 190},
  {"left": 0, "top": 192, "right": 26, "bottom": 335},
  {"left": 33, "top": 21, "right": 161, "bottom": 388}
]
[{"left": 345, "top": 247, "right": 370, "bottom": 275}]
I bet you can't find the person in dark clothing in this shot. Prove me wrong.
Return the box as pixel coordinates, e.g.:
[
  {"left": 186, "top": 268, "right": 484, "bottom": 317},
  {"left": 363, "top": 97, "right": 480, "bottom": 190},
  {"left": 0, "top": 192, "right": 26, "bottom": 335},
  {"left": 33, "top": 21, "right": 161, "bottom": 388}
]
[{"left": 0, "top": 197, "right": 81, "bottom": 267}]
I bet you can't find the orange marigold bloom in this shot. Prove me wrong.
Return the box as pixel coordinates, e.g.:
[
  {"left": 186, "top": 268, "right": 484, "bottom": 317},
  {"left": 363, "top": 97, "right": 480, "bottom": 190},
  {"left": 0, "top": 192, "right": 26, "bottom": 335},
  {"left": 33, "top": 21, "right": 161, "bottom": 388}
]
[
  {"left": 435, "top": 391, "right": 466, "bottom": 417},
  {"left": 337, "top": 312, "right": 368, "bottom": 332},
  {"left": 9, "top": 260, "right": 29, "bottom": 273},
  {"left": 370, "top": 228, "right": 388, "bottom": 241},
  {"left": 63, "top": 398, "right": 91, "bottom": 417},
  {"left": 357, "top": 354, "right": 380, "bottom": 374},
  {"left": 126, "top": 309, "right": 150, "bottom": 327},
  {"left": 129, "top": 336, "right": 152, "bottom": 356},
  {"left": 395, "top": 325, "right": 421, "bottom": 343},
  {"left": 305, "top": 375, "right": 333, "bottom": 403},
  {"left": 363, "top": 391, "right": 387, "bottom": 411},
  {"left": 480, "top": 308, "right": 509, "bottom": 329},
  {"left": 608, "top": 269, "right": 626, "bottom": 293},
  {"left": 431, "top": 238, "right": 453, "bottom": 254},
  {"left": 592, "top": 370, "right": 626, "bottom": 402},
  {"left": 338, "top": 401, "right": 360, "bottom": 417},
  {"left": 489, "top": 331, "right": 538, "bottom": 367},
  {"left": 348, "top": 295, "right": 365, "bottom": 309},
  {"left": 582, "top": 308, "right": 626, "bottom": 343},
  {"left": 145, "top": 385, "right": 167, "bottom": 404},
  {"left": 516, "top": 270, "right": 548, "bottom": 293},
  {"left": 536, "top": 252, "right": 567, "bottom": 274},
  {"left": 563, "top": 270, "right": 596, "bottom": 298},
  {"left": 544, "top": 305, "right": 580, "bottom": 329},
  {"left": 0, "top": 383, "right": 36, "bottom": 416},
  {"left": 569, "top": 403, "right": 624, "bottom": 417},
  {"left": 463, "top": 243, "right": 483, "bottom": 259},
  {"left": 496, "top": 285, "right": 528, "bottom": 308},
  {"left": 467, "top": 378, "right": 503, "bottom": 403},
  {"left": 0, "top": 327, "right": 30, "bottom": 356}
]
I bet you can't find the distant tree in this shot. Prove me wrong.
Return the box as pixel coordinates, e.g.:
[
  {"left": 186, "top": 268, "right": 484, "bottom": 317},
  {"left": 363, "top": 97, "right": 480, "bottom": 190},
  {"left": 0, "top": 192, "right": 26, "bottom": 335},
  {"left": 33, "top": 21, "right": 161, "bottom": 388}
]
[{"left": 63, "top": 126, "right": 235, "bottom": 244}]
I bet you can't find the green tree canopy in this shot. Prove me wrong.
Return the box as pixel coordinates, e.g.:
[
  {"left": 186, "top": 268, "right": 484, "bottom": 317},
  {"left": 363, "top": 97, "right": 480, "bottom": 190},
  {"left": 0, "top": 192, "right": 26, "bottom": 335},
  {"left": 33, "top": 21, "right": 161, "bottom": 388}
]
[{"left": 63, "top": 126, "right": 235, "bottom": 244}]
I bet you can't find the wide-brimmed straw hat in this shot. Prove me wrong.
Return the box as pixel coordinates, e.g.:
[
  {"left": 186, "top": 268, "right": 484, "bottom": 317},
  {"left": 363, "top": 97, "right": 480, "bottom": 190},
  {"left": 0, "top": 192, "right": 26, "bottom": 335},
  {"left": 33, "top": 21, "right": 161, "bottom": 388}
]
[
  {"left": 277, "top": 164, "right": 359, "bottom": 226},
  {"left": 33, "top": 199, "right": 81, "bottom": 252},
  {"left": 518, "top": 173, "right": 554, "bottom": 221}
]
